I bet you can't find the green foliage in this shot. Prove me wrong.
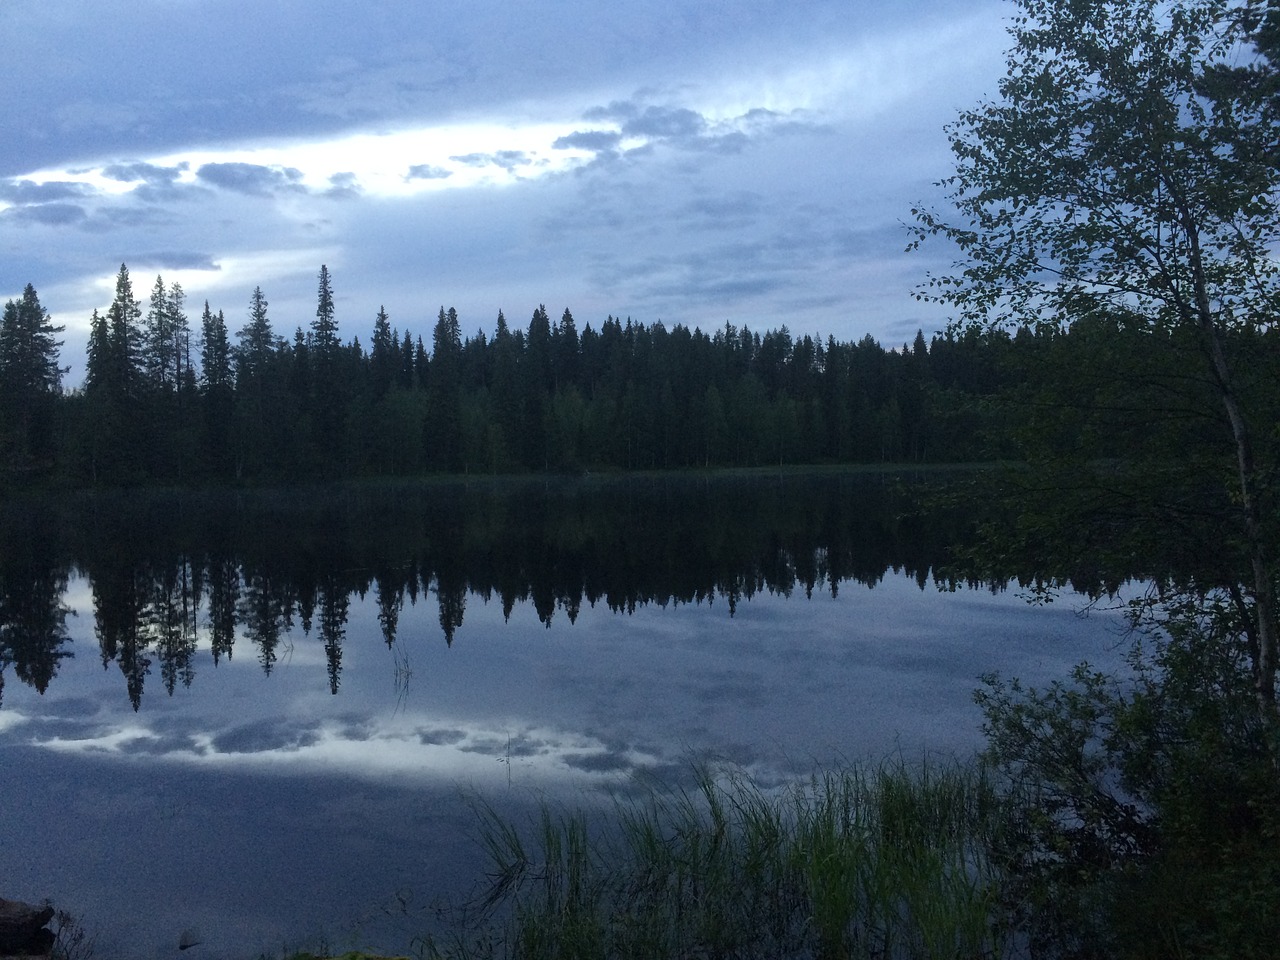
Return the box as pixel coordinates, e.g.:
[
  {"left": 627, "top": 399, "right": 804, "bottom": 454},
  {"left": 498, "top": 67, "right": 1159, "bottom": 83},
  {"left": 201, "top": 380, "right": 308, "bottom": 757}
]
[
  {"left": 912, "top": 0, "right": 1280, "bottom": 336},
  {"left": 912, "top": 0, "right": 1280, "bottom": 712},
  {"left": 977, "top": 600, "right": 1280, "bottom": 959},
  {"left": 910, "top": 7, "right": 1280, "bottom": 952}
]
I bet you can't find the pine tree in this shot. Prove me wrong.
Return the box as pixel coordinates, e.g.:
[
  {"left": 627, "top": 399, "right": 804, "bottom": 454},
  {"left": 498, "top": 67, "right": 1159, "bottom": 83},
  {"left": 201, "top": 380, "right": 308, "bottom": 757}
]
[
  {"left": 236, "top": 286, "right": 275, "bottom": 388},
  {"left": 142, "top": 275, "right": 196, "bottom": 476},
  {"left": 169, "top": 283, "right": 193, "bottom": 397},
  {"left": 106, "top": 264, "right": 143, "bottom": 400},
  {"left": 233, "top": 286, "right": 278, "bottom": 478},
  {"left": 312, "top": 264, "right": 338, "bottom": 359},
  {"left": 309, "top": 265, "right": 345, "bottom": 474},
  {"left": 0, "top": 284, "right": 65, "bottom": 465},
  {"left": 146, "top": 275, "right": 176, "bottom": 392},
  {"left": 424, "top": 307, "right": 463, "bottom": 470},
  {"left": 79, "top": 265, "right": 146, "bottom": 480},
  {"left": 199, "top": 302, "right": 232, "bottom": 392},
  {"left": 85, "top": 309, "right": 111, "bottom": 395},
  {"left": 414, "top": 336, "right": 429, "bottom": 387},
  {"left": 199, "top": 301, "right": 234, "bottom": 478},
  {"left": 370, "top": 306, "right": 395, "bottom": 397},
  {"left": 553, "top": 307, "right": 579, "bottom": 392}
]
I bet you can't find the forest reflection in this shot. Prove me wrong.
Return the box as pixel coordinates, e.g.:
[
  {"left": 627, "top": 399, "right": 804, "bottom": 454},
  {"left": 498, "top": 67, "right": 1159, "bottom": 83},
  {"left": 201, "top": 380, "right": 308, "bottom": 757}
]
[{"left": 1, "top": 471, "right": 1058, "bottom": 710}]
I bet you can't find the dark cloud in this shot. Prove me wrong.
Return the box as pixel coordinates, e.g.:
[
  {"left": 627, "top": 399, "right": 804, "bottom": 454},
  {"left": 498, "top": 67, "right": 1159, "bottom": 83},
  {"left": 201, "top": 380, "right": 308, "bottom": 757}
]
[
  {"left": 680, "top": 192, "right": 765, "bottom": 227},
  {"left": 578, "top": 101, "right": 761, "bottom": 154},
  {"left": 26, "top": 719, "right": 107, "bottom": 742},
  {"left": 584, "top": 100, "right": 727, "bottom": 147},
  {"left": 458, "top": 734, "right": 544, "bottom": 757},
  {"left": 582, "top": 99, "right": 639, "bottom": 124},
  {"left": 80, "top": 204, "right": 180, "bottom": 234},
  {"left": 102, "top": 161, "right": 187, "bottom": 184},
  {"left": 132, "top": 179, "right": 206, "bottom": 204},
  {"left": 417, "top": 726, "right": 466, "bottom": 746},
  {"left": 30, "top": 696, "right": 101, "bottom": 719},
  {"left": 405, "top": 164, "right": 452, "bottom": 181},
  {"left": 675, "top": 669, "right": 769, "bottom": 709},
  {"left": 211, "top": 718, "right": 321, "bottom": 754},
  {"left": 623, "top": 105, "right": 706, "bottom": 140},
  {"left": 448, "top": 150, "right": 531, "bottom": 171},
  {"left": 832, "top": 221, "right": 907, "bottom": 258},
  {"left": 2, "top": 203, "right": 88, "bottom": 226},
  {"left": 196, "top": 162, "right": 305, "bottom": 196},
  {"left": 325, "top": 171, "right": 362, "bottom": 200},
  {"left": 0, "top": 179, "right": 96, "bottom": 204},
  {"left": 702, "top": 131, "right": 750, "bottom": 154},
  {"left": 738, "top": 107, "right": 829, "bottom": 139},
  {"left": 336, "top": 716, "right": 374, "bottom": 741},
  {"left": 135, "top": 251, "right": 220, "bottom": 271},
  {"left": 607, "top": 760, "right": 705, "bottom": 797},
  {"left": 118, "top": 733, "right": 205, "bottom": 756},
  {"left": 456, "top": 737, "right": 502, "bottom": 755},
  {"left": 742, "top": 107, "right": 781, "bottom": 124},
  {"left": 679, "top": 276, "right": 785, "bottom": 303},
  {"left": 553, "top": 130, "right": 623, "bottom": 152},
  {"left": 562, "top": 751, "right": 632, "bottom": 773}
]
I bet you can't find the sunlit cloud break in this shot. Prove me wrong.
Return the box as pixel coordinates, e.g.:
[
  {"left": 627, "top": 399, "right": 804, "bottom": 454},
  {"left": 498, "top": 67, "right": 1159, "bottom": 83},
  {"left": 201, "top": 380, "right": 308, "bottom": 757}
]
[{"left": 5, "top": 94, "right": 820, "bottom": 210}]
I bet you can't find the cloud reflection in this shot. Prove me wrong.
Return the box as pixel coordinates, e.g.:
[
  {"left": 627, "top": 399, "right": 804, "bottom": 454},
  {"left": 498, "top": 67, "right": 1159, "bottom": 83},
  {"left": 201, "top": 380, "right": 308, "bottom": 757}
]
[{"left": 30, "top": 706, "right": 682, "bottom": 795}]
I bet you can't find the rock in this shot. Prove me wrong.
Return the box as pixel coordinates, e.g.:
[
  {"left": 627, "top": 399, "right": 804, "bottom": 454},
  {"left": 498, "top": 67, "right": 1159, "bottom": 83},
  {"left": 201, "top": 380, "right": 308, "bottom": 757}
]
[{"left": 0, "top": 898, "right": 54, "bottom": 957}]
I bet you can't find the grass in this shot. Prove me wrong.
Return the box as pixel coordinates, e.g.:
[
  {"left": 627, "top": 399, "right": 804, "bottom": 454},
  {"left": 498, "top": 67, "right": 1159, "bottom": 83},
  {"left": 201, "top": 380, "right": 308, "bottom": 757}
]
[{"left": 421, "top": 759, "right": 1013, "bottom": 960}]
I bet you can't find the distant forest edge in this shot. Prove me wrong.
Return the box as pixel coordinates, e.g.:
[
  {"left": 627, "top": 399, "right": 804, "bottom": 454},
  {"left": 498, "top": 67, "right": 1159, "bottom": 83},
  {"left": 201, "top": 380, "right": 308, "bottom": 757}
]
[{"left": 4, "top": 262, "right": 1274, "bottom": 485}]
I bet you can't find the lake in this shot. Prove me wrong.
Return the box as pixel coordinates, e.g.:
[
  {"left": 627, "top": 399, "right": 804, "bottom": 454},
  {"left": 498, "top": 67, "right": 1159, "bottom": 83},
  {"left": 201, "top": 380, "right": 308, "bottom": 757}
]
[{"left": 0, "top": 472, "right": 1135, "bottom": 959}]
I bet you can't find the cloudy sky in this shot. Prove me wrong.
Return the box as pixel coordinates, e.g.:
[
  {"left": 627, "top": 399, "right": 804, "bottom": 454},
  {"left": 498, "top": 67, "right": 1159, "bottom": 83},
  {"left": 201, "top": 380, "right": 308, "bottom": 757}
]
[{"left": 0, "top": 0, "right": 1010, "bottom": 384}]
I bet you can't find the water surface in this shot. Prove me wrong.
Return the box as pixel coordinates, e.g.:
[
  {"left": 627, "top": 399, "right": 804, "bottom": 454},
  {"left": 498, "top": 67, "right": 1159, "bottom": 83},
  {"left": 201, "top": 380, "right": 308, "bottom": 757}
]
[{"left": 0, "top": 474, "right": 1133, "bottom": 958}]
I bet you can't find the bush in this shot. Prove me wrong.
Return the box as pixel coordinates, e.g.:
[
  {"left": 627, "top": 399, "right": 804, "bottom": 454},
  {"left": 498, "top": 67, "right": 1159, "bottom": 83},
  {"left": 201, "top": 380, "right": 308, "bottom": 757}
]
[{"left": 976, "top": 597, "right": 1280, "bottom": 959}]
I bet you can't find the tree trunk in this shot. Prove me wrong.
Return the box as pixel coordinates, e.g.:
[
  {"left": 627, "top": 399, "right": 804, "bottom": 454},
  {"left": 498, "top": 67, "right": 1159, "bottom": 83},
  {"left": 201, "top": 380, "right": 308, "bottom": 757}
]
[{"left": 1181, "top": 206, "right": 1278, "bottom": 721}]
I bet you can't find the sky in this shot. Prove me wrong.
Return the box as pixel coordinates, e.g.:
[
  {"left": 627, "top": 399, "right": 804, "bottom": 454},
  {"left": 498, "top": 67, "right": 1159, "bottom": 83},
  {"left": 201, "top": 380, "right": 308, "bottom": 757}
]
[{"left": 0, "top": 0, "right": 1011, "bottom": 385}]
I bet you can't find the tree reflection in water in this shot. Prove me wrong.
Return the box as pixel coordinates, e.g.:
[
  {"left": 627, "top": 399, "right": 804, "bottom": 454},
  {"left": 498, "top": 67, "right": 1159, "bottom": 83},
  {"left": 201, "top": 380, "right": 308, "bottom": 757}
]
[{"left": 0, "top": 471, "right": 1124, "bottom": 709}]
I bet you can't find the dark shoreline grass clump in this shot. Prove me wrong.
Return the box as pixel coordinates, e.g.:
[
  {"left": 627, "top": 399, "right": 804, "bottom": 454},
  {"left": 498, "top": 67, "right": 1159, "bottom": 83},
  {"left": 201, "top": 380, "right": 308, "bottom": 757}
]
[{"left": 423, "top": 760, "right": 1012, "bottom": 960}]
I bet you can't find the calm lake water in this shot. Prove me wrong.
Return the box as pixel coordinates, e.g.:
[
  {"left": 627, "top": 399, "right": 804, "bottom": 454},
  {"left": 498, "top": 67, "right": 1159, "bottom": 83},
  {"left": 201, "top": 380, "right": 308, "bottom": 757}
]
[{"left": 0, "top": 473, "right": 1134, "bottom": 959}]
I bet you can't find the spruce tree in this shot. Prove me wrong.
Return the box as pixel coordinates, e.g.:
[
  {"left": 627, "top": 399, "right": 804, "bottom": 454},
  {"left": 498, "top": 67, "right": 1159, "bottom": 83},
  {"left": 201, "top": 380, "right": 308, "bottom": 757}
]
[
  {"left": 0, "top": 284, "right": 64, "bottom": 465},
  {"left": 106, "top": 264, "right": 143, "bottom": 400},
  {"left": 309, "top": 265, "right": 344, "bottom": 473},
  {"left": 236, "top": 286, "right": 274, "bottom": 388},
  {"left": 199, "top": 301, "right": 232, "bottom": 392},
  {"left": 199, "top": 301, "right": 234, "bottom": 477},
  {"left": 312, "top": 264, "right": 338, "bottom": 359},
  {"left": 146, "top": 275, "right": 176, "bottom": 392},
  {"left": 370, "top": 306, "right": 395, "bottom": 397}
]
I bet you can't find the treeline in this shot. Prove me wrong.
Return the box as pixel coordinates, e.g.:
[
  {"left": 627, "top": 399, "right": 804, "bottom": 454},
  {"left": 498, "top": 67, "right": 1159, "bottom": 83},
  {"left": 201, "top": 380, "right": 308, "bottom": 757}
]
[
  {"left": 9, "top": 261, "right": 1273, "bottom": 486},
  {"left": 1, "top": 264, "right": 1020, "bottom": 485}
]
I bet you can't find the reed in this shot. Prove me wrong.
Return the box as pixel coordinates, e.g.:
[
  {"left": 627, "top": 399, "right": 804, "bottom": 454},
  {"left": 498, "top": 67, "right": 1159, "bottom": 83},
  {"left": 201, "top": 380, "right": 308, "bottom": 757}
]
[{"left": 425, "top": 759, "right": 1013, "bottom": 960}]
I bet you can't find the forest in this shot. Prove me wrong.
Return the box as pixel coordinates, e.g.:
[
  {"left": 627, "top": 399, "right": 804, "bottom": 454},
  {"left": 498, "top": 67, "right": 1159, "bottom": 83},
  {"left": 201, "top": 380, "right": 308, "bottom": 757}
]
[
  {"left": 11, "top": 260, "right": 1276, "bottom": 486},
  {"left": 1, "top": 263, "right": 1011, "bottom": 484}
]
